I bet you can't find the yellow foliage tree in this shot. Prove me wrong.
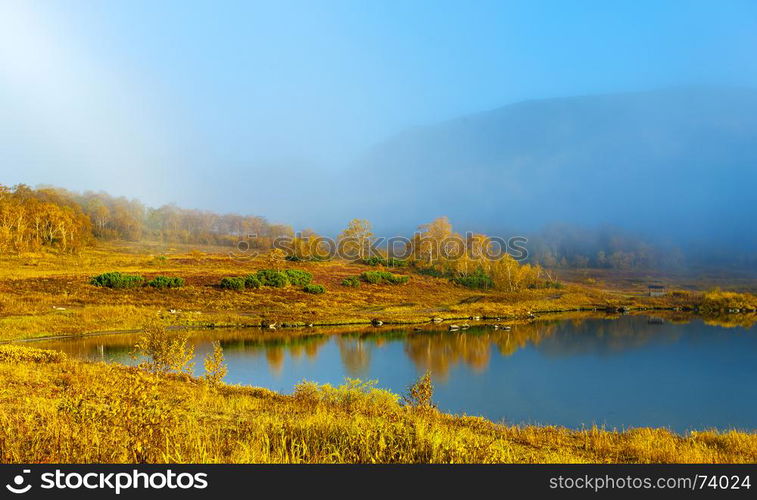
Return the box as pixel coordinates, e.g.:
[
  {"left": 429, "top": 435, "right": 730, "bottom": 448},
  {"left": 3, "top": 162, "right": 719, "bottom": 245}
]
[
  {"left": 490, "top": 254, "right": 543, "bottom": 291},
  {"left": 409, "top": 216, "right": 454, "bottom": 266},
  {"left": 338, "top": 219, "right": 373, "bottom": 260}
]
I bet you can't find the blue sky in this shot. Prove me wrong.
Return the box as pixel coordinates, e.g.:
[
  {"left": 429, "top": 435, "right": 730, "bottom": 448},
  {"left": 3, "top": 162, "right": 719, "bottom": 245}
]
[{"left": 1, "top": 0, "right": 756, "bottom": 225}]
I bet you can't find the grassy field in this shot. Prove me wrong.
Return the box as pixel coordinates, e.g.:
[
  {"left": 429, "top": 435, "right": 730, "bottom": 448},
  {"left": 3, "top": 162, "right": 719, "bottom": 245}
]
[
  {"left": 0, "top": 243, "right": 755, "bottom": 464},
  {"left": 1, "top": 242, "right": 755, "bottom": 341},
  {"left": 0, "top": 343, "right": 754, "bottom": 464}
]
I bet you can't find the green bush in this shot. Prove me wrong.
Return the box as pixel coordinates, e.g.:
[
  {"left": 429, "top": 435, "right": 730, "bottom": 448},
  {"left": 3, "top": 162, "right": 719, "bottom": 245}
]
[
  {"left": 220, "top": 277, "right": 245, "bottom": 290},
  {"left": 256, "top": 269, "right": 290, "bottom": 288},
  {"left": 360, "top": 270, "right": 389, "bottom": 284},
  {"left": 303, "top": 284, "right": 326, "bottom": 294},
  {"left": 451, "top": 268, "right": 494, "bottom": 290},
  {"left": 90, "top": 272, "right": 144, "bottom": 289},
  {"left": 341, "top": 276, "right": 361, "bottom": 287},
  {"left": 146, "top": 276, "right": 185, "bottom": 289},
  {"left": 284, "top": 269, "right": 313, "bottom": 286},
  {"left": 360, "top": 270, "right": 409, "bottom": 285},
  {"left": 416, "top": 267, "right": 447, "bottom": 278},
  {"left": 361, "top": 256, "right": 383, "bottom": 266},
  {"left": 244, "top": 274, "right": 262, "bottom": 289},
  {"left": 285, "top": 255, "right": 329, "bottom": 262},
  {"left": 361, "top": 256, "right": 408, "bottom": 268}
]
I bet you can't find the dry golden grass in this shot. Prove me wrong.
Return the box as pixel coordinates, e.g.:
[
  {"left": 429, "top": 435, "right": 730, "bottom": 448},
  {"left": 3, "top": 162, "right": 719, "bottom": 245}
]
[
  {"left": 0, "top": 344, "right": 754, "bottom": 464},
  {"left": 2, "top": 242, "right": 753, "bottom": 341}
]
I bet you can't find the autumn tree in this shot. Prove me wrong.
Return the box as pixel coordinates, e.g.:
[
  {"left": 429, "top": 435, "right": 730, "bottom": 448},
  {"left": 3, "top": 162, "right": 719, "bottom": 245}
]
[
  {"left": 338, "top": 219, "right": 373, "bottom": 260},
  {"left": 408, "top": 216, "right": 454, "bottom": 266},
  {"left": 489, "top": 254, "right": 542, "bottom": 291},
  {"left": 452, "top": 233, "right": 491, "bottom": 277}
]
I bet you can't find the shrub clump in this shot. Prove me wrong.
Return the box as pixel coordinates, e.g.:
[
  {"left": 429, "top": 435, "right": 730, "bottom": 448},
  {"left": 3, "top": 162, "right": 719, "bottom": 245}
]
[
  {"left": 293, "top": 378, "right": 400, "bottom": 414},
  {"left": 256, "top": 269, "right": 290, "bottom": 288},
  {"left": 361, "top": 256, "right": 408, "bottom": 268},
  {"left": 451, "top": 268, "right": 494, "bottom": 290},
  {"left": 285, "top": 254, "right": 330, "bottom": 262},
  {"left": 403, "top": 372, "right": 436, "bottom": 411},
  {"left": 220, "top": 277, "right": 245, "bottom": 290},
  {"left": 243, "top": 275, "right": 262, "bottom": 289},
  {"left": 284, "top": 269, "right": 313, "bottom": 286},
  {"left": 0, "top": 345, "right": 67, "bottom": 363},
  {"left": 360, "top": 270, "right": 410, "bottom": 285},
  {"left": 203, "top": 341, "right": 227, "bottom": 386},
  {"left": 416, "top": 267, "right": 447, "bottom": 278},
  {"left": 341, "top": 276, "right": 361, "bottom": 287},
  {"left": 90, "top": 272, "right": 144, "bottom": 289},
  {"left": 133, "top": 320, "right": 194, "bottom": 375},
  {"left": 146, "top": 276, "right": 185, "bottom": 289},
  {"left": 303, "top": 284, "right": 326, "bottom": 294}
]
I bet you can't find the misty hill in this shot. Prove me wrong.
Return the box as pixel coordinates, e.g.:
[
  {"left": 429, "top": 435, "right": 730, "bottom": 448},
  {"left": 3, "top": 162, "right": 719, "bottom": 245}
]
[{"left": 355, "top": 87, "right": 757, "bottom": 250}]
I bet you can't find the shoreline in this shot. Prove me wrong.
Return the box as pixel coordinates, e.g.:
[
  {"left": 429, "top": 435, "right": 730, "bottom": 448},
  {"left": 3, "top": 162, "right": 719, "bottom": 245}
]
[{"left": 10, "top": 306, "right": 752, "bottom": 345}]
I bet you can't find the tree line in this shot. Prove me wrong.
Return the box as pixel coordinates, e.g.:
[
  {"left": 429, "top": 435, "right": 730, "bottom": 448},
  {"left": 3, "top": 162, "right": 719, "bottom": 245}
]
[
  {"left": 0, "top": 184, "right": 293, "bottom": 253},
  {"left": 0, "top": 185, "right": 93, "bottom": 253},
  {"left": 1, "top": 183, "right": 683, "bottom": 274}
]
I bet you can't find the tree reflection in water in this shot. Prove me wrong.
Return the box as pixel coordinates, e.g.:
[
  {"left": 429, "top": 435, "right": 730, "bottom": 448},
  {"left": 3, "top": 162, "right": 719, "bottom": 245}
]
[{"left": 35, "top": 314, "right": 754, "bottom": 377}]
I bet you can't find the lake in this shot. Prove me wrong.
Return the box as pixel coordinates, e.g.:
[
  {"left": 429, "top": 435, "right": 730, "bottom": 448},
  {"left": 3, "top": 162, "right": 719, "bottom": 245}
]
[{"left": 35, "top": 314, "right": 757, "bottom": 433}]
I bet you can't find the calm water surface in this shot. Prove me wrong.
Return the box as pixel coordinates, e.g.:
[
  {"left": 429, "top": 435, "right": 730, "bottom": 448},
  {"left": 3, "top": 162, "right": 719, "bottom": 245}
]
[{"left": 37, "top": 315, "right": 757, "bottom": 432}]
